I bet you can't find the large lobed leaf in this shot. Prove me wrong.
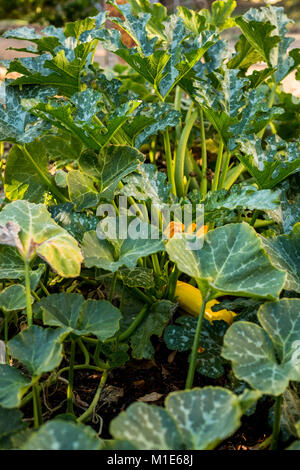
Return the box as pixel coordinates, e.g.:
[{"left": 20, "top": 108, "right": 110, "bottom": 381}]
[
  {"left": 110, "top": 386, "right": 260, "bottom": 450},
  {"left": 222, "top": 298, "right": 300, "bottom": 395},
  {"left": 166, "top": 222, "right": 286, "bottom": 300}
]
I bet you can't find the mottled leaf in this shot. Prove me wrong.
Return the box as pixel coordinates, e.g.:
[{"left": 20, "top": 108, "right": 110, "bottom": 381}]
[
  {"left": 166, "top": 222, "right": 285, "bottom": 300},
  {"left": 22, "top": 420, "right": 102, "bottom": 450},
  {"left": 222, "top": 298, "right": 300, "bottom": 395}
]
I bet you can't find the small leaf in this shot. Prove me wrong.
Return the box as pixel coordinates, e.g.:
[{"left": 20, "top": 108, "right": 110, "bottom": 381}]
[
  {"left": 8, "top": 326, "right": 68, "bottom": 377},
  {"left": 119, "top": 267, "right": 154, "bottom": 289},
  {"left": 237, "top": 135, "right": 300, "bottom": 189},
  {"left": 82, "top": 220, "right": 165, "bottom": 273},
  {"left": 0, "top": 364, "right": 30, "bottom": 408},
  {"left": 130, "top": 300, "right": 176, "bottom": 360},
  {"left": 0, "top": 284, "right": 28, "bottom": 312},
  {"left": 119, "top": 164, "right": 171, "bottom": 208},
  {"left": 39, "top": 293, "right": 121, "bottom": 341},
  {"left": 222, "top": 298, "right": 300, "bottom": 395}
]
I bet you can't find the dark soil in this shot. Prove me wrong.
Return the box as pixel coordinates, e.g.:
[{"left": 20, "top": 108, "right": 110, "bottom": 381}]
[{"left": 19, "top": 336, "right": 275, "bottom": 450}]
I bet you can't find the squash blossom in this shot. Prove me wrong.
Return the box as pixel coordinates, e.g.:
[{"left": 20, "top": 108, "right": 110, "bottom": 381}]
[
  {"left": 164, "top": 221, "right": 208, "bottom": 239},
  {"left": 175, "top": 281, "right": 236, "bottom": 324}
]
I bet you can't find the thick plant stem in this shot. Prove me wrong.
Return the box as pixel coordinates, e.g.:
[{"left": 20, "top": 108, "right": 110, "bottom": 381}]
[
  {"left": 77, "top": 369, "right": 108, "bottom": 423},
  {"left": 175, "top": 109, "right": 198, "bottom": 197},
  {"left": 218, "top": 151, "right": 231, "bottom": 189},
  {"left": 32, "top": 380, "right": 43, "bottom": 428},
  {"left": 185, "top": 292, "right": 210, "bottom": 389},
  {"left": 224, "top": 162, "right": 245, "bottom": 190},
  {"left": 211, "top": 140, "right": 224, "bottom": 192},
  {"left": 200, "top": 109, "right": 208, "bottom": 197},
  {"left": 167, "top": 265, "right": 179, "bottom": 301},
  {"left": 270, "top": 395, "right": 283, "bottom": 450},
  {"left": 20, "top": 145, "right": 69, "bottom": 203},
  {"left": 24, "top": 260, "right": 33, "bottom": 327},
  {"left": 163, "top": 129, "right": 176, "bottom": 195},
  {"left": 67, "top": 338, "right": 76, "bottom": 414},
  {"left": 151, "top": 254, "right": 161, "bottom": 276}
]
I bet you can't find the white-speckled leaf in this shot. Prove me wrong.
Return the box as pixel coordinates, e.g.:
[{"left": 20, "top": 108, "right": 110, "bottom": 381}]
[
  {"left": 261, "top": 223, "right": 300, "bottom": 293},
  {"left": 165, "top": 387, "right": 243, "bottom": 450},
  {"left": 166, "top": 222, "right": 285, "bottom": 300},
  {"left": 222, "top": 298, "right": 300, "bottom": 395},
  {"left": 21, "top": 420, "right": 102, "bottom": 450},
  {"left": 110, "top": 402, "right": 182, "bottom": 450}
]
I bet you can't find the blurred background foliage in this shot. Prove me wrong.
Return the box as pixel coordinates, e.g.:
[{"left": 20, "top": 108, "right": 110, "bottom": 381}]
[{"left": 0, "top": 0, "right": 299, "bottom": 27}]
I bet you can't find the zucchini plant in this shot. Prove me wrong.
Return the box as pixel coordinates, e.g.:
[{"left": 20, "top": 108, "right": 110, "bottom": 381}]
[{"left": 0, "top": 0, "right": 299, "bottom": 451}]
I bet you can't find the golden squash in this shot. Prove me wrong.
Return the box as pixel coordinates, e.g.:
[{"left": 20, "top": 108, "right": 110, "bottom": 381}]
[{"left": 175, "top": 281, "right": 236, "bottom": 324}]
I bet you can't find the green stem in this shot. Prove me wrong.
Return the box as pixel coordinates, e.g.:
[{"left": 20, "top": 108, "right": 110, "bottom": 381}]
[
  {"left": 149, "top": 135, "right": 156, "bottom": 165},
  {"left": 151, "top": 254, "right": 161, "bottom": 276},
  {"left": 163, "top": 129, "right": 176, "bottom": 196},
  {"left": 130, "top": 287, "right": 153, "bottom": 305},
  {"left": 218, "top": 151, "right": 231, "bottom": 189},
  {"left": 175, "top": 86, "right": 182, "bottom": 141},
  {"left": 106, "top": 304, "right": 148, "bottom": 343},
  {"left": 224, "top": 162, "right": 245, "bottom": 190},
  {"left": 32, "top": 380, "right": 43, "bottom": 428},
  {"left": 175, "top": 109, "right": 198, "bottom": 197},
  {"left": 67, "top": 338, "right": 76, "bottom": 414},
  {"left": 167, "top": 265, "right": 179, "bottom": 301},
  {"left": 4, "top": 312, "right": 9, "bottom": 364},
  {"left": 77, "top": 338, "right": 90, "bottom": 366},
  {"left": 57, "top": 364, "right": 108, "bottom": 378},
  {"left": 250, "top": 209, "right": 260, "bottom": 227},
  {"left": 39, "top": 280, "right": 50, "bottom": 296},
  {"left": 200, "top": 109, "right": 208, "bottom": 197},
  {"left": 109, "top": 271, "right": 118, "bottom": 302},
  {"left": 185, "top": 292, "right": 210, "bottom": 389},
  {"left": 211, "top": 140, "right": 224, "bottom": 192},
  {"left": 20, "top": 145, "right": 69, "bottom": 203},
  {"left": 270, "top": 395, "right": 282, "bottom": 450},
  {"left": 77, "top": 369, "right": 108, "bottom": 423},
  {"left": 24, "top": 260, "right": 33, "bottom": 327}
]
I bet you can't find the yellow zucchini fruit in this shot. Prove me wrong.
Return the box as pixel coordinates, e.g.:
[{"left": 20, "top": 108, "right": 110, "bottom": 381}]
[{"left": 175, "top": 281, "right": 236, "bottom": 324}]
